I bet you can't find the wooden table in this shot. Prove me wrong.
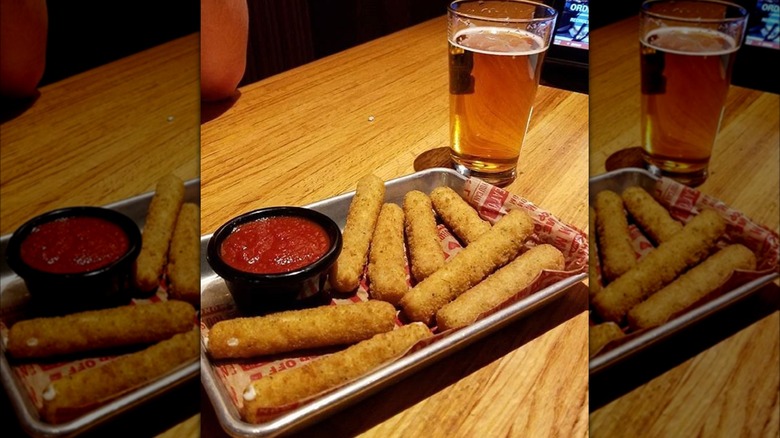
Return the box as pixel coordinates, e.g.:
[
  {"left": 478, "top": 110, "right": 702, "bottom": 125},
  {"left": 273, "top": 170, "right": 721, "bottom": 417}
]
[
  {"left": 589, "top": 17, "right": 780, "bottom": 437},
  {"left": 201, "top": 17, "right": 589, "bottom": 437},
  {"left": 0, "top": 34, "right": 200, "bottom": 438}
]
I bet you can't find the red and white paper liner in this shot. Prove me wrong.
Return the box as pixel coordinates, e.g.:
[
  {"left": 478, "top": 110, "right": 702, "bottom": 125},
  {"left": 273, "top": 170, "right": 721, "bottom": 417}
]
[
  {"left": 590, "top": 177, "right": 780, "bottom": 357},
  {"left": 463, "top": 178, "right": 588, "bottom": 271},
  {"left": 653, "top": 177, "right": 780, "bottom": 270},
  {"left": 202, "top": 176, "right": 588, "bottom": 418},
  {"left": 0, "top": 279, "right": 198, "bottom": 422}
]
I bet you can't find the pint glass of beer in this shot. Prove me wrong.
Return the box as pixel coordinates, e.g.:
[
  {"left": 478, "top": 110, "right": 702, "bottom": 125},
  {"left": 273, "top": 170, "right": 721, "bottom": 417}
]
[
  {"left": 639, "top": 0, "right": 748, "bottom": 186},
  {"left": 448, "top": 0, "right": 557, "bottom": 186}
]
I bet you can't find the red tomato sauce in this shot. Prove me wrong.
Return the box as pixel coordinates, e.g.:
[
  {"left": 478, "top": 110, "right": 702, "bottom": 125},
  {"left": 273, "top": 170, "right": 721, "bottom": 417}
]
[
  {"left": 220, "top": 216, "right": 330, "bottom": 274},
  {"left": 20, "top": 216, "right": 130, "bottom": 274}
]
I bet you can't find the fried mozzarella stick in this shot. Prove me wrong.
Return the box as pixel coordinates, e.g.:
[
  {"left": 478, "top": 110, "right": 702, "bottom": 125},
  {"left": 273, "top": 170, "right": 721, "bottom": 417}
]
[
  {"left": 7, "top": 300, "right": 196, "bottom": 359},
  {"left": 399, "top": 209, "right": 534, "bottom": 326},
  {"left": 330, "top": 174, "right": 385, "bottom": 292},
  {"left": 589, "top": 206, "right": 601, "bottom": 298},
  {"left": 367, "top": 204, "right": 408, "bottom": 305},
  {"left": 134, "top": 174, "right": 185, "bottom": 292},
  {"left": 41, "top": 329, "right": 199, "bottom": 424},
  {"left": 430, "top": 186, "right": 490, "bottom": 245},
  {"left": 622, "top": 186, "right": 683, "bottom": 244},
  {"left": 591, "top": 209, "right": 725, "bottom": 323},
  {"left": 595, "top": 190, "right": 636, "bottom": 282},
  {"left": 167, "top": 203, "right": 200, "bottom": 306},
  {"left": 589, "top": 322, "right": 624, "bottom": 357},
  {"left": 403, "top": 190, "right": 445, "bottom": 282},
  {"left": 627, "top": 244, "right": 756, "bottom": 330},
  {"left": 208, "top": 301, "right": 397, "bottom": 359},
  {"left": 436, "top": 244, "right": 565, "bottom": 331},
  {"left": 242, "top": 323, "right": 431, "bottom": 423}
]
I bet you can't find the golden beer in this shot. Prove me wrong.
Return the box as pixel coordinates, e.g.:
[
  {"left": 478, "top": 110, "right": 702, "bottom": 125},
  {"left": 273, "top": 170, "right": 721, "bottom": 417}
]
[
  {"left": 449, "top": 27, "right": 547, "bottom": 184},
  {"left": 640, "top": 26, "right": 739, "bottom": 184}
]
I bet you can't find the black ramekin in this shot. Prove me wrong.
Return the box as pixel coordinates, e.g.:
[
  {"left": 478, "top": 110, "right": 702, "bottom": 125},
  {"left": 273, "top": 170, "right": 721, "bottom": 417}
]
[
  {"left": 5, "top": 206, "right": 142, "bottom": 316},
  {"left": 207, "top": 206, "right": 342, "bottom": 315}
]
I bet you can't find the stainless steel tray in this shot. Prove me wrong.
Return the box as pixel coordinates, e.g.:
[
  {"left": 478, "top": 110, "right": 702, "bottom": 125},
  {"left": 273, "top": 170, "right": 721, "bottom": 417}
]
[
  {"left": 588, "top": 168, "right": 780, "bottom": 374},
  {"left": 0, "top": 179, "right": 201, "bottom": 438},
  {"left": 200, "top": 167, "right": 587, "bottom": 437}
]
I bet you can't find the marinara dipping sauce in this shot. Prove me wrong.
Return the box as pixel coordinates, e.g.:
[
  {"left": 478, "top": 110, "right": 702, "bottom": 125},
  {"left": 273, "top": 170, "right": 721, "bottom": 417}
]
[
  {"left": 7, "top": 207, "right": 142, "bottom": 316},
  {"left": 207, "top": 206, "right": 342, "bottom": 314},
  {"left": 20, "top": 216, "right": 130, "bottom": 274},
  {"left": 220, "top": 216, "right": 330, "bottom": 274}
]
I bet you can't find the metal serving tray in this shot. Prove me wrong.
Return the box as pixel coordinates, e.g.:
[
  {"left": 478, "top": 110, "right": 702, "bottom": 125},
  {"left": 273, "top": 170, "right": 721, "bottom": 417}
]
[
  {"left": 588, "top": 168, "right": 779, "bottom": 374},
  {"left": 0, "top": 179, "right": 201, "bottom": 438},
  {"left": 200, "top": 167, "right": 587, "bottom": 437}
]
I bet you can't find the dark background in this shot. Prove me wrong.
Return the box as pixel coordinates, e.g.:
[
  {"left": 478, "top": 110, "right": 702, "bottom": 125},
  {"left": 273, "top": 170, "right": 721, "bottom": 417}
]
[
  {"left": 39, "top": 0, "right": 449, "bottom": 87},
  {"left": 39, "top": 1, "right": 774, "bottom": 93},
  {"left": 39, "top": 0, "right": 199, "bottom": 86},
  {"left": 240, "top": 0, "right": 589, "bottom": 93},
  {"left": 240, "top": 0, "right": 450, "bottom": 86}
]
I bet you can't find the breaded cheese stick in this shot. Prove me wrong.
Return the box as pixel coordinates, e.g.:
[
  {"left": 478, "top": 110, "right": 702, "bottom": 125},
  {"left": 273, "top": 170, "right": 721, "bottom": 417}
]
[
  {"left": 330, "top": 174, "right": 385, "bottom": 292},
  {"left": 167, "top": 203, "right": 200, "bottom": 306},
  {"left": 436, "top": 244, "right": 564, "bottom": 331},
  {"left": 41, "top": 328, "right": 199, "bottom": 424},
  {"left": 134, "top": 174, "right": 185, "bottom": 292},
  {"left": 7, "top": 300, "right": 196, "bottom": 359},
  {"left": 403, "top": 190, "right": 445, "bottom": 282},
  {"left": 589, "top": 206, "right": 601, "bottom": 298},
  {"left": 208, "top": 301, "right": 397, "bottom": 359},
  {"left": 591, "top": 209, "right": 725, "bottom": 323},
  {"left": 367, "top": 203, "right": 408, "bottom": 305},
  {"left": 430, "top": 186, "right": 490, "bottom": 245},
  {"left": 589, "top": 322, "right": 624, "bottom": 357},
  {"left": 595, "top": 190, "right": 636, "bottom": 282},
  {"left": 399, "top": 209, "right": 534, "bottom": 326},
  {"left": 241, "top": 323, "right": 431, "bottom": 423},
  {"left": 627, "top": 244, "right": 756, "bottom": 330},
  {"left": 622, "top": 186, "right": 683, "bottom": 244}
]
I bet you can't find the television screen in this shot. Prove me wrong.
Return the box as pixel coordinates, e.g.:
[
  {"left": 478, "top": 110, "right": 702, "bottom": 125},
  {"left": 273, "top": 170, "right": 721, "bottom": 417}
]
[
  {"left": 744, "top": 0, "right": 779, "bottom": 50},
  {"left": 553, "top": 0, "right": 590, "bottom": 50},
  {"left": 541, "top": 0, "right": 589, "bottom": 93}
]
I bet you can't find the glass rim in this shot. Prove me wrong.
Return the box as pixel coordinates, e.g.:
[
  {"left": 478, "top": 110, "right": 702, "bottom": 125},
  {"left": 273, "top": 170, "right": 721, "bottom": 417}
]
[
  {"left": 447, "top": 0, "right": 558, "bottom": 24},
  {"left": 640, "top": 0, "right": 748, "bottom": 24}
]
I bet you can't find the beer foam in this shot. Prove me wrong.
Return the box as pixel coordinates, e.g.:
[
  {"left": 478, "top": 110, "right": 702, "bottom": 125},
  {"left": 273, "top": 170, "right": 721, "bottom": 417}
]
[
  {"left": 451, "top": 27, "right": 547, "bottom": 56},
  {"left": 643, "top": 27, "right": 738, "bottom": 55}
]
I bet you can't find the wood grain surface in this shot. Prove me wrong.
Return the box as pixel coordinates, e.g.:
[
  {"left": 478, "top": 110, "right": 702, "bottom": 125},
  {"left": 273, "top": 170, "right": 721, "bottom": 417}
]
[
  {"left": 589, "top": 17, "right": 780, "bottom": 438},
  {"left": 0, "top": 34, "right": 200, "bottom": 437},
  {"left": 0, "top": 34, "right": 200, "bottom": 234},
  {"left": 201, "top": 16, "right": 589, "bottom": 438}
]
